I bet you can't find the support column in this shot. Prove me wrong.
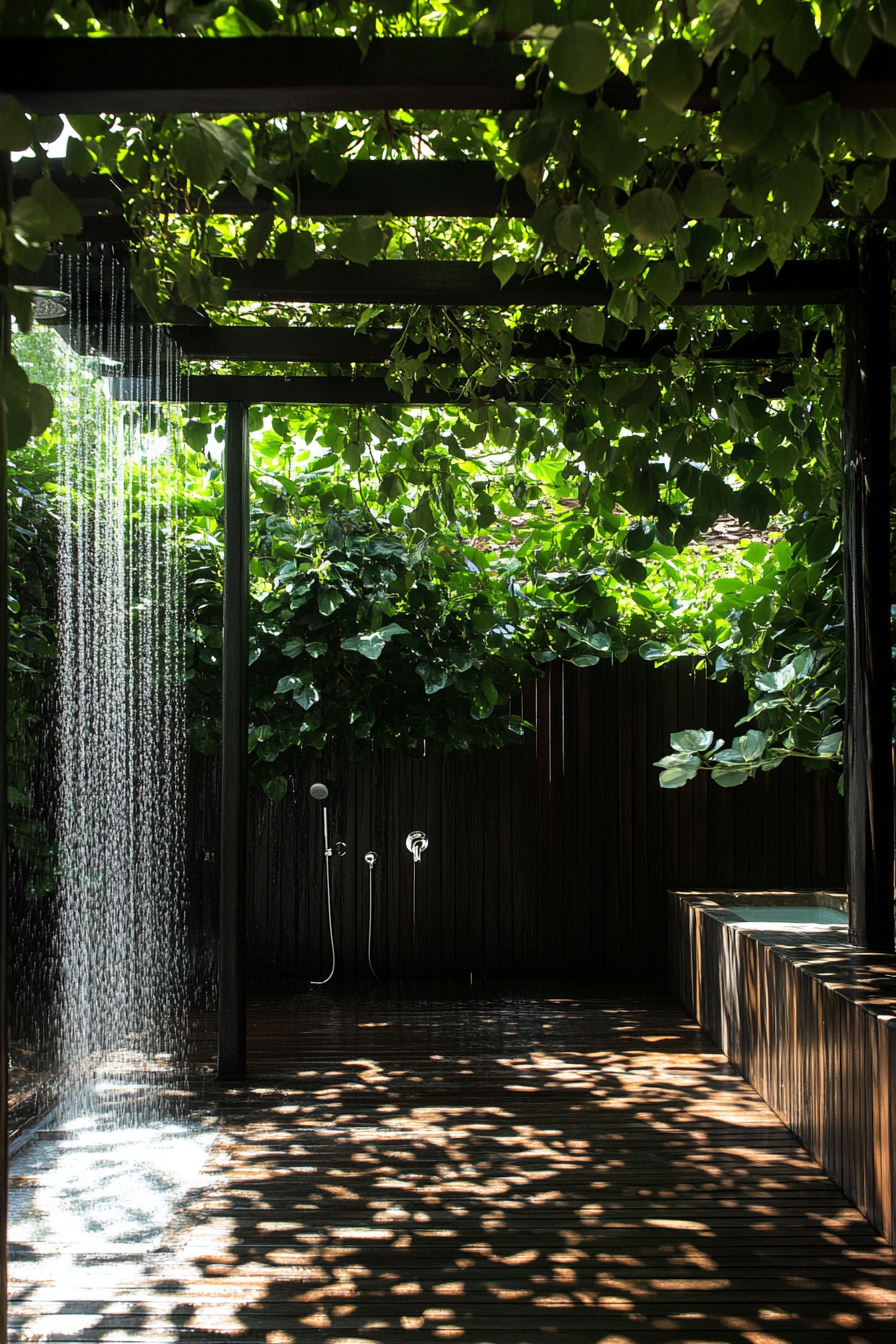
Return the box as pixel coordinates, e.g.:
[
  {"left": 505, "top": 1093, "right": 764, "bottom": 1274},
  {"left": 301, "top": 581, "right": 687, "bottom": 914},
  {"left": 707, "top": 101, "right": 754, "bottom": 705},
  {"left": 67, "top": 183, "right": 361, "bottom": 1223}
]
[
  {"left": 218, "top": 402, "right": 249, "bottom": 1078},
  {"left": 0, "top": 150, "right": 11, "bottom": 1344},
  {"left": 842, "top": 237, "right": 894, "bottom": 952}
]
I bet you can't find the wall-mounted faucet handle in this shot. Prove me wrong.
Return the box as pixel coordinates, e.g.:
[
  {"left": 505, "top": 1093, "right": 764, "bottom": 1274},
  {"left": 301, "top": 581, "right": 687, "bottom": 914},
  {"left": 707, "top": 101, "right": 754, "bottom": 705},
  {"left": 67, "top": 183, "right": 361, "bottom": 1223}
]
[
  {"left": 406, "top": 830, "right": 429, "bottom": 862},
  {"left": 334, "top": 840, "right": 348, "bottom": 859}
]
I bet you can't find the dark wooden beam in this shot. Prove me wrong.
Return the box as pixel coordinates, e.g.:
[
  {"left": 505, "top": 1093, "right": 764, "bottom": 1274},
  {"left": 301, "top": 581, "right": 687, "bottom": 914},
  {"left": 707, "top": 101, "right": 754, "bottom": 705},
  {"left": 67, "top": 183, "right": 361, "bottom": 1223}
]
[
  {"left": 214, "top": 258, "right": 852, "bottom": 307},
  {"left": 20, "top": 164, "right": 896, "bottom": 229},
  {"left": 218, "top": 401, "right": 249, "bottom": 1080},
  {"left": 119, "top": 370, "right": 790, "bottom": 404},
  {"left": 1, "top": 37, "right": 533, "bottom": 114},
  {"left": 4, "top": 36, "right": 896, "bottom": 115},
  {"left": 170, "top": 323, "right": 832, "bottom": 364},
  {"left": 841, "top": 237, "right": 894, "bottom": 953}
]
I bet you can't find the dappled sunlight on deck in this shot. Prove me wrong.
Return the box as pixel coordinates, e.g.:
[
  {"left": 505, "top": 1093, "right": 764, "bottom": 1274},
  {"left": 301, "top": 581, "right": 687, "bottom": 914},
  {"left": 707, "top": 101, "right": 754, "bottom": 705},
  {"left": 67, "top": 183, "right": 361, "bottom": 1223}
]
[{"left": 10, "top": 988, "right": 896, "bottom": 1341}]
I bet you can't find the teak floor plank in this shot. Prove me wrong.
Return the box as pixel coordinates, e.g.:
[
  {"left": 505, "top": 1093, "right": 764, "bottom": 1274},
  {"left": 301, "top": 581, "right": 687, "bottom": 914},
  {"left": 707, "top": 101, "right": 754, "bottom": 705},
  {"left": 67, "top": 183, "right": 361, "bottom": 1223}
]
[{"left": 10, "top": 985, "right": 896, "bottom": 1342}]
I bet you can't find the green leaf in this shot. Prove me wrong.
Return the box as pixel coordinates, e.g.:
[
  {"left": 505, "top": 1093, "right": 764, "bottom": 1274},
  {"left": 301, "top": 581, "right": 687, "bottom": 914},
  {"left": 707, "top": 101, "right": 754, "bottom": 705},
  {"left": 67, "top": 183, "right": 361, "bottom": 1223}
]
[
  {"left": 174, "top": 121, "right": 226, "bottom": 191},
  {"left": 659, "top": 763, "right": 699, "bottom": 787},
  {"left": 555, "top": 204, "right": 583, "bottom": 253},
  {"left": 0, "top": 96, "right": 31, "bottom": 152},
  {"left": 283, "top": 637, "right": 305, "bottom": 658},
  {"left": 734, "top": 481, "right": 779, "bottom": 529},
  {"left": 417, "top": 661, "right": 449, "bottom": 694},
  {"left": 549, "top": 22, "right": 611, "bottom": 94},
  {"left": 738, "top": 729, "right": 768, "bottom": 762},
  {"left": 718, "top": 87, "right": 779, "bottom": 154},
  {"left": 492, "top": 255, "right": 518, "bottom": 288},
  {"left": 243, "top": 208, "right": 275, "bottom": 266},
  {"left": 579, "top": 107, "right": 645, "bottom": 183},
  {"left": 670, "top": 728, "right": 714, "bottom": 752},
  {"left": 680, "top": 170, "right": 729, "bottom": 219},
  {"left": 831, "top": 8, "right": 872, "bottom": 76},
  {"left": 263, "top": 775, "right": 288, "bottom": 801},
  {"left": 644, "top": 40, "right": 703, "bottom": 113},
  {"left": 869, "top": 109, "right": 896, "bottom": 158},
  {"left": 711, "top": 765, "right": 753, "bottom": 787},
  {"left": 336, "top": 217, "right": 386, "bottom": 266},
  {"left": 626, "top": 188, "right": 677, "bottom": 244},
  {"left": 772, "top": 158, "right": 823, "bottom": 225},
  {"left": 644, "top": 259, "right": 683, "bottom": 304},
  {"left": 28, "top": 176, "right": 82, "bottom": 239},
  {"left": 29, "top": 382, "right": 54, "bottom": 438},
  {"left": 773, "top": 6, "right": 821, "bottom": 76},
  {"left": 817, "top": 731, "right": 843, "bottom": 758},
  {"left": 571, "top": 306, "right": 606, "bottom": 344},
  {"left": 274, "top": 228, "right": 316, "bottom": 273}
]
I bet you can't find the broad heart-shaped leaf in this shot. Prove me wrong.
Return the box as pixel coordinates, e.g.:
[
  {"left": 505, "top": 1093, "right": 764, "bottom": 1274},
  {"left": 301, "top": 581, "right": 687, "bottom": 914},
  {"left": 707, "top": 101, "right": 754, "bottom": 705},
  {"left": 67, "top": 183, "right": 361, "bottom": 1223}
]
[
  {"left": 734, "top": 481, "right": 779, "bottom": 529},
  {"left": 341, "top": 623, "right": 408, "bottom": 661},
  {"left": 659, "top": 762, "right": 700, "bottom": 788},
  {"left": 644, "top": 259, "right": 683, "bottom": 305},
  {"left": 870, "top": 109, "right": 896, "bottom": 158},
  {"left": 336, "top": 217, "right": 385, "bottom": 266},
  {"left": 680, "top": 170, "right": 729, "bottom": 219},
  {"left": 263, "top": 775, "right": 288, "bottom": 802},
  {"left": 711, "top": 765, "right": 753, "bottom": 787},
  {"left": 817, "top": 731, "right": 843, "bottom": 757},
  {"left": 25, "top": 175, "right": 82, "bottom": 238},
  {"left": 670, "top": 728, "right": 714, "bottom": 753},
  {"left": 736, "top": 728, "right": 768, "bottom": 762},
  {"left": 644, "top": 40, "right": 703, "bottom": 113},
  {"left": 0, "top": 96, "right": 31, "bottom": 152},
  {"left": 831, "top": 7, "right": 873, "bottom": 76},
  {"left": 274, "top": 228, "right": 316, "bottom": 274},
  {"left": 718, "top": 86, "right": 779, "bottom": 154},
  {"left": 282, "top": 637, "right": 305, "bottom": 658},
  {"left": 772, "top": 158, "right": 823, "bottom": 225},
  {"left": 549, "top": 22, "right": 611, "bottom": 94},
  {"left": 29, "top": 382, "right": 54, "bottom": 438},
  {"left": 417, "top": 661, "right": 449, "bottom": 694},
  {"left": 555, "top": 203, "right": 583, "bottom": 253},
  {"left": 492, "top": 255, "right": 518, "bottom": 288},
  {"left": 578, "top": 107, "right": 645, "bottom": 183},
  {"left": 626, "top": 188, "right": 677, "bottom": 244},
  {"left": 571, "top": 306, "right": 606, "bottom": 344},
  {"left": 773, "top": 6, "right": 821, "bottom": 75},
  {"left": 174, "top": 121, "right": 226, "bottom": 191}
]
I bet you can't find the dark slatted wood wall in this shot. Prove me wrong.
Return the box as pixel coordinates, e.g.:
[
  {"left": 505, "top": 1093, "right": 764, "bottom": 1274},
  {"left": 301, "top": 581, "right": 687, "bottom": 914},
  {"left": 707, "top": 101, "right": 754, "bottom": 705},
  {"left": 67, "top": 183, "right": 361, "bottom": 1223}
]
[{"left": 186, "top": 659, "right": 844, "bottom": 985}]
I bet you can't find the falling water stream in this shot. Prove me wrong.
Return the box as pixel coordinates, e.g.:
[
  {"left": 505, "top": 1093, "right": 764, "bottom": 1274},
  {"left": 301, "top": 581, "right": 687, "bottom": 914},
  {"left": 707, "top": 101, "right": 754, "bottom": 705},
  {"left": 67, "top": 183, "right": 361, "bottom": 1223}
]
[{"left": 9, "top": 247, "right": 214, "bottom": 1258}]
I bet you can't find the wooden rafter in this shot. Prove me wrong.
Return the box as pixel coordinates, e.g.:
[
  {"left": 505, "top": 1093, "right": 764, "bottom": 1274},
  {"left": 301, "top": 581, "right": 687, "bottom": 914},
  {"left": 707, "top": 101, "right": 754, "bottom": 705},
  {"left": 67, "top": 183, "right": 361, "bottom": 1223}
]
[{"left": 4, "top": 36, "right": 896, "bottom": 114}]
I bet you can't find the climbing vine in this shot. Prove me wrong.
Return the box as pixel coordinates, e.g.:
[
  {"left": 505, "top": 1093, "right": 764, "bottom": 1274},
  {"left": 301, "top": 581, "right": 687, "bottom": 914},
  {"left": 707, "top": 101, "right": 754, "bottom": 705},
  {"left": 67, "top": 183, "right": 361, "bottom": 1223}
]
[{"left": 2, "top": 0, "right": 891, "bottom": 795}]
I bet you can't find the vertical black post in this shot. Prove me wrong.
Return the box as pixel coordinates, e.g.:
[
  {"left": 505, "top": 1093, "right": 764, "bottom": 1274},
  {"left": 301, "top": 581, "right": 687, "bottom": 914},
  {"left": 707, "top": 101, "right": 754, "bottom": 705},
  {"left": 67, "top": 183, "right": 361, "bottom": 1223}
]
[
  {"left": 218, "top": 402, "right": 249, "bottom": 1078},
  {"left": 842, "top": 237, "right": 894, "bottom": 952},
  {"left": 0, "top": 150, "right": 11, "bottom": 1344}
]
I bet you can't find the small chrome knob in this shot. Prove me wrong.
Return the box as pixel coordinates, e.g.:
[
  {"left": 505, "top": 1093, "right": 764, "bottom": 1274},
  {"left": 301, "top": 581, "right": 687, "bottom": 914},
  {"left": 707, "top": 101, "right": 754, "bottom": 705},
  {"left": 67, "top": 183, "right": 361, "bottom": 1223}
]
[{"left": 364, "top": 851, "right": 378, "bottom": 868}]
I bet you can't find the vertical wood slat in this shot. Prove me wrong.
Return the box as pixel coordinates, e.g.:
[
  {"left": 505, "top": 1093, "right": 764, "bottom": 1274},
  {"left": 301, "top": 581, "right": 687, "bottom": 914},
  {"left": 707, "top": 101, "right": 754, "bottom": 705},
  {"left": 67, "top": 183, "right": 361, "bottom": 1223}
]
[
  {"left": 842, "top": 237, "right": 894, "bottom": 952},
  {"left": 218, "top": 401, "right": 249, "bottom": 1080},
  {"left": 670, "top": 892, "right": 896, "bottom": 1252},
  {"left": 192, "top": 659, "right": 847, "bottom": 985}
]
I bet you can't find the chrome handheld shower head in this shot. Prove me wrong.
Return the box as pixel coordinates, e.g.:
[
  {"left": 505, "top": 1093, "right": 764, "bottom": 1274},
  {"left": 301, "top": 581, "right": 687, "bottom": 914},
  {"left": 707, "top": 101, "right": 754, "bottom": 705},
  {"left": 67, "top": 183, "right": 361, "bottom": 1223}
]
[
  {"left": 309, "top": 782, "right": 329, "bottom": 801},
  {"left": 364, "top": 851, "right": 378, "bottom": 868}
]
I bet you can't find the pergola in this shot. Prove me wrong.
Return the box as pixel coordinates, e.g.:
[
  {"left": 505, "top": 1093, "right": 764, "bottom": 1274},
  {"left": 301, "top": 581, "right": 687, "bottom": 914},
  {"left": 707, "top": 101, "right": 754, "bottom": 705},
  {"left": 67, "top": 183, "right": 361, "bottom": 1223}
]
[{"left": 1, "top": 30, "right": 894, "bottom": 1337}]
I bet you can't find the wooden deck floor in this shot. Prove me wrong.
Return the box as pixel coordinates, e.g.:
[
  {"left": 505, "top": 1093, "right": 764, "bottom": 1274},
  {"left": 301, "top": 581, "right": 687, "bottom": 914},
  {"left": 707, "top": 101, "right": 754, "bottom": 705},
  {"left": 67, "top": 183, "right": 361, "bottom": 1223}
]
[{"left": 10, "top": 984, "right": 896, "bottom": 1342}]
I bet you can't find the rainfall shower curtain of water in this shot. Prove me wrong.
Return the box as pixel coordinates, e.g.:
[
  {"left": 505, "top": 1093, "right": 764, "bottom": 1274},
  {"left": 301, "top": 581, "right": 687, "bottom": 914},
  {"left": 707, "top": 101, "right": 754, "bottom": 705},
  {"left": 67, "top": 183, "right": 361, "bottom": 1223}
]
[{"left": 51, "top": 246, "right": 187, "bottom": 1123}]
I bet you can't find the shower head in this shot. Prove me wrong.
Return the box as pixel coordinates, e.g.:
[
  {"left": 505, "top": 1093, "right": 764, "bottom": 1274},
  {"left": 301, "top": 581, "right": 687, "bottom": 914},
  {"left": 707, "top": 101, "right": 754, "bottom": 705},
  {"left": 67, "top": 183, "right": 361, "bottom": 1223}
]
[
  {"left": 364, "top": 851, "right": 378, "bottom": 869},
  {"left": 309, "top": 782, "right": 329, "bottom": 801}
]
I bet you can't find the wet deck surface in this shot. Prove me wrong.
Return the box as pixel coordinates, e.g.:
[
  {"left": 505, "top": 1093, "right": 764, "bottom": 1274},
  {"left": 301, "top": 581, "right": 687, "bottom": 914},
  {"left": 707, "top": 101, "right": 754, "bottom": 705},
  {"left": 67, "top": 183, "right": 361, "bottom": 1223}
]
[{"left": 10, "top": 984, "right": 896, "bottom": 1341}]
